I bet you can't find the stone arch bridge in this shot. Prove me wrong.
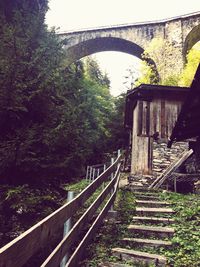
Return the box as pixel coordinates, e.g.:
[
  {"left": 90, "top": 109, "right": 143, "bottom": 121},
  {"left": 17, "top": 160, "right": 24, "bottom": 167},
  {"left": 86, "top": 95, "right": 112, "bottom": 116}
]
[{"left": 59, "top": 12, "right": 200, "bottom": 79}]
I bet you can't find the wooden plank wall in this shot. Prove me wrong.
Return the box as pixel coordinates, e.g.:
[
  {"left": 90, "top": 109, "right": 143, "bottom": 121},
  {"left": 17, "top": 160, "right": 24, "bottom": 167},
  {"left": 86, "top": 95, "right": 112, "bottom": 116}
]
[
  {"left": 131, "top": 102, "right": 153, "bottom": 175},
  {"left": 137, "top": 101, "right": 150, "bottom": 136},
  {"left": 131, "top": 98, "right": 184, "bottom": 175},
  {"left": 149, "top": 99, "right": 183, "bottom": 139}
]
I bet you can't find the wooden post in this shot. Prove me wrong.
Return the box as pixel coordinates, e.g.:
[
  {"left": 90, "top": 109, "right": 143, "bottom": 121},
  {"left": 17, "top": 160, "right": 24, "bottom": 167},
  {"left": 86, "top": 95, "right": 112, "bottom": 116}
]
[
  {"left": 110, "top": 158, "right": 114, "bottom": 211},
  {"left": 97, "top": 169, "right": 100, "bottom": 178},
  {"left": 104, "top": 164, "right": 106, "bottom": 171},
  {"left": 174, "top": 177, "right": 177, "bottom": 192},
  {"left": 116, "top": 150, "right": 121, "bottom": 190},
  {"left": 166, "top": 181, "right": 169, "bottom": 191},
  {"left": 117, "top": 150, "right": 121, "bottom": 169},
  {"left": 89, "top": 167, "right": 92, "bottom": 183},
  {"left": 117, "top": 149, "right": 121, "bottom": 157},
  {"left": 60, "top": 191, "right": 74, "bottom": 267},
  {"left": 111, "top": 158, "right": 114, "bottom": 180},
  {"left": 85, "top": 166, "right": 89, "bottom": 181},
  {"left": 92, "top": 168, "right": 95, "bottom": 181},
  {"left": 102, "top": 164, "right": 106, "bottom": 190}
]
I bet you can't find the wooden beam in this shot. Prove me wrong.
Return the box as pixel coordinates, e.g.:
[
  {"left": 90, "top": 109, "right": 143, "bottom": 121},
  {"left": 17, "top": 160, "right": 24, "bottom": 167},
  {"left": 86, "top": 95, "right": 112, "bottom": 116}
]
[{"left": 149, "top": 149, "right": 193, "bottom": 189}]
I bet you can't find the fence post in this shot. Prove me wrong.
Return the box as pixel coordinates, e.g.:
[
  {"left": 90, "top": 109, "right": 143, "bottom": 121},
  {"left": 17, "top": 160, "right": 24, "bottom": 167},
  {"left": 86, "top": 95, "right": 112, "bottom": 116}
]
[
  {"left": 104, "top": 164, "right": 106, "bottom": 172},
  {"left": 97, "top": 168, "right": 100, "bottom": 177},
  {"left": 111, "top": 158, "right": 114, "bottom": 180},
  {"left": 92, "top": 168, "right": 95, "bottom": 181},
  {"left": 110, "top": 157, "right": 114, "bottom": 211},
  {"left": 174, "top": 177, "right": 177, "bottom": 192},
  {"left": 102, "top": 164, "right": 106, "bottom": 190},
  {"left": 117, "top": 149, "right": 121, "bottom": 186},
  {"left": 117, "top": 149, "right": 121, "bottom": 158},
  {"left": 60, "top": 191, "right": 74, "bottom": 267},
  {"left": 89, "top": 166, "right": 92, "bottom": 183},
  {"left": 85, "top": 166, "right": 89, "bottom": 181}
]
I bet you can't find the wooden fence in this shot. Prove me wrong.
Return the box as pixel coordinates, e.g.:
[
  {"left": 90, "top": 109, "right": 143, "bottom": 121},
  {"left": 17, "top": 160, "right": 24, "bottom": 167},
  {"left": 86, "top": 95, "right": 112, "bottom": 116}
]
[
  {"left": 85, "top": 163, "right": 106, "bottom": 182},
  {"left": 0, "top": 153, "right": 122, "bottom": 267}
]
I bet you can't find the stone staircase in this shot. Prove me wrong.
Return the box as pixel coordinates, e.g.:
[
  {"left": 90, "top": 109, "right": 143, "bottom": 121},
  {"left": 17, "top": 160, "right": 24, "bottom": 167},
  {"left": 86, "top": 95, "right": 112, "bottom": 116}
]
[{"left": 106, "top": 185, "right": 176, "bottom": 266}]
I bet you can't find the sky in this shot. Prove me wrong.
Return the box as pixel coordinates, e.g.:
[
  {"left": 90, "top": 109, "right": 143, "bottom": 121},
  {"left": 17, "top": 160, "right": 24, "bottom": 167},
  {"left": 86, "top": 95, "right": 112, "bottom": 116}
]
[{"left": 45, "top": 0, "right": 200, "bottom": 95}]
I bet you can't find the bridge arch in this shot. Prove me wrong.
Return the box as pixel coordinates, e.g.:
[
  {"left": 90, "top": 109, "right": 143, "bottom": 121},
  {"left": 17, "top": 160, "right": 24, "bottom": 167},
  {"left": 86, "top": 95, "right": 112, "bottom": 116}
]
[
  {"left": 183, "top": 24, "right": 200, "bottom": 60},
  {"left": 64, "top": 37, "right": 159, "bottom": 78}
]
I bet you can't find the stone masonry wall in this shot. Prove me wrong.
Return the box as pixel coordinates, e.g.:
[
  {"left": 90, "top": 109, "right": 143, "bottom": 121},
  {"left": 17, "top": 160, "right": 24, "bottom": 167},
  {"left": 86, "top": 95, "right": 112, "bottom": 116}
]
[{"left": 153, "top": 140, "right": 188, "bottom": 177}]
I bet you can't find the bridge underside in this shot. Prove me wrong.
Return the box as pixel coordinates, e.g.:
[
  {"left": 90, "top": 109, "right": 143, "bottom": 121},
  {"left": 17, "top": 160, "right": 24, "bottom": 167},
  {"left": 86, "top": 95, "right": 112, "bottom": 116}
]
[
  {"left": 65, "top": 37, "right": 144, "bottom": 62},
  {"left": 65, "top": 37, "right": 143, "bottom": 60},
  {"left": 64, "top": 36, "right": 159, "bottom": 79}
]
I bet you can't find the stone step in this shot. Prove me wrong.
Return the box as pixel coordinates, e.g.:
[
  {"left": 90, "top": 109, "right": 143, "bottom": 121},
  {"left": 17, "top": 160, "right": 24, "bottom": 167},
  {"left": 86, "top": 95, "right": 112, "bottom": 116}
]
[
  {"left": 101, "top": 262, "right": 130, "bottom": 267},
  {"left": 128, "top": 176, "right": 154, "bottom": 184},
  {"left": 121, "top": 237, "right": 172, "bottom": 248},
  {"left": 134, "top": 194, "right": 161, "bottom": 200},
  {"left": 132, "top": 216, "right": 175, "bottom": 225},
  {"left": 128, "top": 224, "right": 175, "bottom": 238},
  {"left": 130, "top": 186, "right": 151, "bottom": 192},
  {"left": 136, "top": 200, "right": 172, "bottom": 207},
  {"left": 136, "top": 207, "right": 175, "bottom": 216},
  {"left": 130, "top": 182, "right": 144, "bottom": 187},
  {"left": 133, "top": 191, "right": 160, "bottom": 196},
  {"left": 112, "top": 247, "right": 167, "bottom": 266}
]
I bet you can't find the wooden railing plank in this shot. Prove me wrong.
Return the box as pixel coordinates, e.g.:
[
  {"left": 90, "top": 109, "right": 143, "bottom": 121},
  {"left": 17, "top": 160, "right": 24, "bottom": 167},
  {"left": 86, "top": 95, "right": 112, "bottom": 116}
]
[
  {"left": 41, "top": 164, "right": 121, "bottom": 267},
  {"left": 0, "top": 155, "right": 121, "bottom": 267},
  {"left": 66, "top": 172, "right": 121, "bottom": 267}
]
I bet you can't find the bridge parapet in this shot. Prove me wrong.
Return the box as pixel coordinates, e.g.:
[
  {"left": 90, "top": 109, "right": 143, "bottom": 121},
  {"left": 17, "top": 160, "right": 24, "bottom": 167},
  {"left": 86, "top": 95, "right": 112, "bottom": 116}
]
[{"left": 58, "top": 12, "right": 200, "bottom": 80}]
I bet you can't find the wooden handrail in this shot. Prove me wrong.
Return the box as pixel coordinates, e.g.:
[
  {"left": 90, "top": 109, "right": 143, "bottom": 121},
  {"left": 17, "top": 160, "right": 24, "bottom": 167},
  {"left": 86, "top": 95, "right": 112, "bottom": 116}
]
[
  {"left": 41, "top": 163, "right": 121, "bottom": 267},
  {"left": 67, "top": 171, "right": 121, "bottom": 267},
  {"left": 0, "top": 154, "right": 121, "bottom": 267}
]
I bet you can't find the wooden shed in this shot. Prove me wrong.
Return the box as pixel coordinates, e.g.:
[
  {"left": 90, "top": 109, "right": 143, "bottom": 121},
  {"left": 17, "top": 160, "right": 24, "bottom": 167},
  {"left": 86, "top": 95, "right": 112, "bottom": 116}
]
[{"left": 125, "top": 84, "right": 188, "bottom": 175}]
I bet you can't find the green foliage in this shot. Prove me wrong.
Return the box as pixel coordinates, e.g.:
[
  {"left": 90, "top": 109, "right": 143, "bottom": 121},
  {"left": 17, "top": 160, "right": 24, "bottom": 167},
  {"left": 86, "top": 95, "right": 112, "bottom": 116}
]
[
  {"left": 134, "top": 61, "right": 158, "bottom": 86},
  {"left": 134, "top": 38, "right": 200, "bottom": 88},
  {"left": 107, "top": 93, "right": 129, "bottom": 150},
  {"left": 0, "top": 184, "right": 66, "bottom": 247},
  {"left": 82, "top": 190, "right": 200, "bottom": 266},
  {"left": 64, "top": 179, "right": 89, "bottom": 193},
  {"left": 81, "top": 188, "right": 136, "bottom": 266},
  {"left": 135, "top": 37, "right": 181, "bottom": 86},
  {"left": 162, "top": 192, "right": 200, "bottom": 267},
  {"left": 0, "top": 2, "right": 127, "bottom": 185},
  {"left": 0, "top": 0, "right": 68, "bottom": 183},
  {"left": 84, "top": 57, "right": 110, "bottom": 87},
  {"left": 179, "top": 42, "right": 200, "bottom": 86}
]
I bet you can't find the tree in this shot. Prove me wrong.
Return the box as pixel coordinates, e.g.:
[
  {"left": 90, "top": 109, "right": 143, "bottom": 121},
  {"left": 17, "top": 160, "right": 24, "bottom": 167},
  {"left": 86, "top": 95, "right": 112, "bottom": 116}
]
[
  {"left": 179, "top": 42, "right": 200, "bottom": 86},
  {"left": 84, "top": 57, "right": 111, "bottom": 87},
  {"left": 107, "top": 93, "right": 129, "bottom": 151},
  {"left": 0, "top": 0, "right": 66, "bottom": 184},
  {"left": 0, "top": 2, "right": 127, "bottom": 185},
  {"left": 134, "top": 37, "right": 181, "bottom": 87}
]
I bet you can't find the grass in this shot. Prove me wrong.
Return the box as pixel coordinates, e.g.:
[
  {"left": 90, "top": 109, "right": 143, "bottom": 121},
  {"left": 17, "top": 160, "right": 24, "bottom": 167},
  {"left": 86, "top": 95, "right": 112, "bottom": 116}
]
[
  {"left": 63, "top": 179, "right": 90, "bottom": 193},
  {"left": 161, "top": 192, "right": 200, "bottom": 267},
  {"left": 80, "top": 189, "right": 200, "bottom": 267},
  {"left": 80, "top": 188, "right": 136, "bottom": 266}
]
